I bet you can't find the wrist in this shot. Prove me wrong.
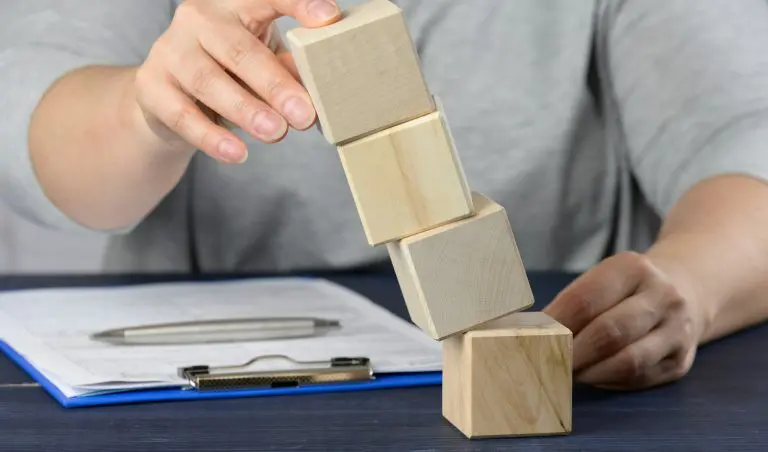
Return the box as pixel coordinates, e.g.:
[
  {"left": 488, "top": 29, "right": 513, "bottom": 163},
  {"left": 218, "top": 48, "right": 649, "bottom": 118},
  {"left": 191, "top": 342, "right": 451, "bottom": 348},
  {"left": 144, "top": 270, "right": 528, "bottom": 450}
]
[
  {"left": 644, "top": 233, "right": 720, "bottom": 343},
  {"left": 117, "top": 67, "right": 196, "bottom": 163}
]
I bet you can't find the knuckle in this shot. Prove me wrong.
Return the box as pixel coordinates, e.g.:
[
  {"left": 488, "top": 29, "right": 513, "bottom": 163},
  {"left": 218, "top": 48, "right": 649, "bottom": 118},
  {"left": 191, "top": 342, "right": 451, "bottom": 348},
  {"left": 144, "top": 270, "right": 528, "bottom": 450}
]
[
  {"left": 226, "top": 34, "right": 258, "bottom": 67},
  {"left": 597, "top": 319, "right": 626, "bottom": 351},
  {"left": 663, "top": 286, "right": 686, "bottom": 313},
  {"left": 231, "top": 96, "right": 253, "bottom": 121},
  {"left": 170, "top": 104, "right": 198, "bottom": 133},
  {"left": 240, "top": 15, "right": 264, "bottom": 36},
  {"left": 145, "top": 34, "right": 176, "bottom": 70},
  {"left": 190, "top": 65, "right": 217, "bottom": 97},
  {"left": 669, "top": 350, "right": 694, "bottom": 380},
  {"left": 232, "top": 96, "right": 248, "bottom": 112},
  {"left": 618, "top": 250, "right": 642, "bottom": 264},
  {"left": 622, "top": 251, "right": 653, "bottom": 273},
  {"left": 133, "top": 68, "right": 167, "bottom": 113},
  {"left": 636, "top": 296, "right": 659, "bottom": 323},
  {"left": 669, "top": 362, "right": 690, "bottom": 380},
  {"left": 262, "top": 75, "right": 288, "bottom": 98},
  {"left": 679, "top": 315, "right": 695, "bottom": 343},
  {"left": 146, "top": 34, "right": 168, "bottom": 58},
  {"left": 197, "top": 127, "right": 217, "bottom": 150},
  {"left": 174, "top": 1, "right": 204, "bottom": 23}
]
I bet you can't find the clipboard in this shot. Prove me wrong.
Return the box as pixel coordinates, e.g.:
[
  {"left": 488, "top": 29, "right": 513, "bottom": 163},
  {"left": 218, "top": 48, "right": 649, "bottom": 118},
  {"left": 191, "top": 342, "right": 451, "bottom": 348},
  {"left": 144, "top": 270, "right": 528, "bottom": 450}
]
[
  {"left": 178, "top": 355, "right": 376, "bottom": 390},
  {"left": 0, "top": 340, "right": 442, "bottom": 408}
]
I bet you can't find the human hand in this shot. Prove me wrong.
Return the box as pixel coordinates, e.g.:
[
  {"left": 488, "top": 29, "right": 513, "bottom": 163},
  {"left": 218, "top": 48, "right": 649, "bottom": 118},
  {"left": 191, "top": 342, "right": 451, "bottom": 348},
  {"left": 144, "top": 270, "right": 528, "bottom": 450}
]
[
  {"left": 133, "top": 0, "right": 341, "bottom": 163},
  {"left": 543, "top": 251, "right": 709, "bottom": 390}
]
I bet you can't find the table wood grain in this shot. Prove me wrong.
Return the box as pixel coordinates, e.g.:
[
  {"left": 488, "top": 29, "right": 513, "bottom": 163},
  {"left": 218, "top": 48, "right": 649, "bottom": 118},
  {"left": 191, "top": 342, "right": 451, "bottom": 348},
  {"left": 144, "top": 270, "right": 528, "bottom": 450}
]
[{"left": 1, "top": 271, "right": 766, "bottom": 451}]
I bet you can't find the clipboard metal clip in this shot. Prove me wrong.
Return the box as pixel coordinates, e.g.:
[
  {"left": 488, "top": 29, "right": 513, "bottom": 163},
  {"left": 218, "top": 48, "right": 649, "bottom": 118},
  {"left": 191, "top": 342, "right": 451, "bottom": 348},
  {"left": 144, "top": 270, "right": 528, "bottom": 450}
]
[{"left": 178, "top": 354, "right": 374, "bottom": 391}]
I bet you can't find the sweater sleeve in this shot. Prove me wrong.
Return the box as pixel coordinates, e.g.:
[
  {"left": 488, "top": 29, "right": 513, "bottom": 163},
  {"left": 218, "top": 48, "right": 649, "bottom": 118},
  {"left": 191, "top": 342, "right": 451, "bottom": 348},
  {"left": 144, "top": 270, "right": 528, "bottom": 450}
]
[
  {"left": 0, "top": 1, "right": 173, "bottom": 232},
  {"left": 599, "top": 0, "right": 768, "bottom": 216}
]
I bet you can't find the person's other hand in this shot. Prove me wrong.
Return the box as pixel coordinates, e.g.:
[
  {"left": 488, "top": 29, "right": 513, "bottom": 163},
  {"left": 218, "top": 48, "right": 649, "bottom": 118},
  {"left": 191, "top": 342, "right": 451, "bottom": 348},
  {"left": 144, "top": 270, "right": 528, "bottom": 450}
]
[
  {"left": 543, "top": 251, "right": 709, "bottom": 390},
  {"left": 133, "top": 0, "right": 341, "bottom": 163}
]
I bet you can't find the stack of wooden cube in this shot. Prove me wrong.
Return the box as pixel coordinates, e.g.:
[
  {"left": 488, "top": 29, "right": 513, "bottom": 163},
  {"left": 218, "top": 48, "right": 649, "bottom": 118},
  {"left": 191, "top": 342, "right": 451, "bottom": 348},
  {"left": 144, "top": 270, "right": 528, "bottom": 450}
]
[{"left": 287, "top": 0, "right": 572, "bottom": 439}]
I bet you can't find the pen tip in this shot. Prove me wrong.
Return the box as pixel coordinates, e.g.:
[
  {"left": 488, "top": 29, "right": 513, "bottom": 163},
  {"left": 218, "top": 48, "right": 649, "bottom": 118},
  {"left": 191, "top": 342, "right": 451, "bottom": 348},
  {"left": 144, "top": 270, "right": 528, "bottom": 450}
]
[
  {"left": 91, "top": 330, "right": 124, "bottom": 341},
  {"left": 317, "top": 319, "right": 341, "bottom": 328}
]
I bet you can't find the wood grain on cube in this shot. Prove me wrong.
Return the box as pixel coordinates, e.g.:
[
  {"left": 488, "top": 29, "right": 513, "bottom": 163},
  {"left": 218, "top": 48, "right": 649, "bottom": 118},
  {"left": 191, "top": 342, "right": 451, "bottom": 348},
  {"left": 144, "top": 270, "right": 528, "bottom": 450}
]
[
  {"left": 387, "top": 192, "right": 533, "bottom": 340},
  {"left": 442, "top": 312, "right": 573, "bottom": 438},
  {"left": 286, "top": 0, "right": 435, "bottom": 144},
  {"left": 338, "top": 109, "right": 473, "bottom": 246}
]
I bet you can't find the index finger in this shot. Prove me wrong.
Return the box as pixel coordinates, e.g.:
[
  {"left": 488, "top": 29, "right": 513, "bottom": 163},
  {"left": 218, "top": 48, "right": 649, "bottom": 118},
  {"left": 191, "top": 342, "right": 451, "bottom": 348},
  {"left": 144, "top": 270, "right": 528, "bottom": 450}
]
[{"left": 543, "top": 252, "right": 646, "bottom": 334}]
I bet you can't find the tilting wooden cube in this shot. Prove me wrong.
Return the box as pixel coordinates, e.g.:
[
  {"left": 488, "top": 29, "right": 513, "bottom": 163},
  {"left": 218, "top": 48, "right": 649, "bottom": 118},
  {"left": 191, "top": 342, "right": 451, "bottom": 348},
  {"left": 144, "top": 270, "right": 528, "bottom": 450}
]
[
  {"left": 286, "top": 0, "right": 434, "bottom": 144},
  {"left": 442, "top": 312, "right": 573, "bottom": 439},
  {"left": 337, "top": 103, "right": 473, "bottom": 246},
  {"left": 387, "top": 192, "right": 533, "bottom": 340}
]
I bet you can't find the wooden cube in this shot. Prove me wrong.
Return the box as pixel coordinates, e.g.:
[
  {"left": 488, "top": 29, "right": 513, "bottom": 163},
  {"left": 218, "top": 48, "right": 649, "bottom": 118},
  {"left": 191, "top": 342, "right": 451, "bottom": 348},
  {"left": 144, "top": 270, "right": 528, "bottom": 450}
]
[
  {"left": 286, "top": 0, "right": 434, "bottom": 144},
  {"left": 337, "top": 105, "right": 473, "bottom": 246},
  {"left": 387, "top": 192, "right": 533, "bottom": 340},
  {"left": 442, "top": 312, "right": 573, "bottom": 439}
]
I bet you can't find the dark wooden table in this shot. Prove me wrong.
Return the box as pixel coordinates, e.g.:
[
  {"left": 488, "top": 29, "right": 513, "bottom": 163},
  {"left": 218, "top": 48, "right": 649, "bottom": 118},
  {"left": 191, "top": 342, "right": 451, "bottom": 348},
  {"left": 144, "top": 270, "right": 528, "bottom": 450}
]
[{"left": 1, "top": 270, "right": 766, "bottom": 451}]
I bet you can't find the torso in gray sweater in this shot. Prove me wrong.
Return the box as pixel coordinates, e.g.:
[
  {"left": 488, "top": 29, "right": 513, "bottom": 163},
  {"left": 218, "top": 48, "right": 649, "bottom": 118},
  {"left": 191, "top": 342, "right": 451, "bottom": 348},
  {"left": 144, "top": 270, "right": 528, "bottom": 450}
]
[{"left": 3, "top": 0, "right": 768, "bottom": 274}]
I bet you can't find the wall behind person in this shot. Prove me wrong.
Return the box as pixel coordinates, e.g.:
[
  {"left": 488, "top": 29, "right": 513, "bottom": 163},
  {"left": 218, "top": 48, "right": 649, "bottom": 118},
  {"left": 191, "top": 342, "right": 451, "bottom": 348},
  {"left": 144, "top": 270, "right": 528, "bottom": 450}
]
[{"left": 0, "top": 200, "right": 108, "bottom": 274}]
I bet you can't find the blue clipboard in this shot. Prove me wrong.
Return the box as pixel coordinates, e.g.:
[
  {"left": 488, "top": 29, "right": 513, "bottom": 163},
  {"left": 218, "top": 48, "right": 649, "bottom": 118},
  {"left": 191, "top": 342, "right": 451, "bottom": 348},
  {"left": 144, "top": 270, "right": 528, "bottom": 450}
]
[{"left": 0, "top": 340, "right": 442, "bottom": 408}]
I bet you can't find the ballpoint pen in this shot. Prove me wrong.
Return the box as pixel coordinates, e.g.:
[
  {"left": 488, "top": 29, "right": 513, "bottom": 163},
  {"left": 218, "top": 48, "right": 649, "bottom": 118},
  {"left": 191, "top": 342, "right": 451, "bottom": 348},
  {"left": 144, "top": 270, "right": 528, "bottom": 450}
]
[{"left": 89, "top": 317, "right": 341, "bottom": 345}]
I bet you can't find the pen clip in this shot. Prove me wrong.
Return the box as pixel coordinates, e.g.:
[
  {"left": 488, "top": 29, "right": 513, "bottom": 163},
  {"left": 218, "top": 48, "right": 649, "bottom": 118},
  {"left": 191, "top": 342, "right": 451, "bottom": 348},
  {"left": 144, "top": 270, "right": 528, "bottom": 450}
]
[{"left": 178, "top": 354, "right": 373, "bottom": 391}]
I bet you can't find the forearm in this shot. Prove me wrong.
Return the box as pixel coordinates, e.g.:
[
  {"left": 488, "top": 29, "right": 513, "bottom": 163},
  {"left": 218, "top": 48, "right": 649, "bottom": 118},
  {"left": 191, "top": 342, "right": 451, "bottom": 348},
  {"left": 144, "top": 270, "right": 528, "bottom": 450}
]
[
  {"left": 644, "top": 174, "right": 768, "bottom": 344},
  {"left": 28, "top": 65, "right": 194, "bottom": 231}
]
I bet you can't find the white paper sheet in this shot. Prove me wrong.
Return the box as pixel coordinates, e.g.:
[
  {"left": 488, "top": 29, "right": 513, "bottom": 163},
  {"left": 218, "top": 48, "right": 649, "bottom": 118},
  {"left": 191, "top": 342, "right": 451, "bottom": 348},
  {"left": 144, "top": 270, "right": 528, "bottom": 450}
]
[{"left": 0, "top": 278, "right": 441, "bottom": 398}]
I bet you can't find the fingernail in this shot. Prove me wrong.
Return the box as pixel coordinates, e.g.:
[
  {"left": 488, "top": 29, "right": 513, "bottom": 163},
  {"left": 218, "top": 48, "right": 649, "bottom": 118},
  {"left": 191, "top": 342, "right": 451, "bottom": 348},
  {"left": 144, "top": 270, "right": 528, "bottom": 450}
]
[
  {"left": 306, "top": 0, "right": 339, "bottom": 23},
  {"left": 283, "top": 96, "right": 315, "bottom": 129},
  {"left": 218, "top": 139, "right": 247, "bottom": 163},
  {"left": 252, "top": 110, "right": 286, "bottom": 141}
]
